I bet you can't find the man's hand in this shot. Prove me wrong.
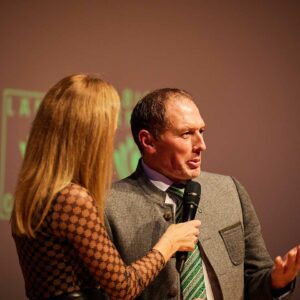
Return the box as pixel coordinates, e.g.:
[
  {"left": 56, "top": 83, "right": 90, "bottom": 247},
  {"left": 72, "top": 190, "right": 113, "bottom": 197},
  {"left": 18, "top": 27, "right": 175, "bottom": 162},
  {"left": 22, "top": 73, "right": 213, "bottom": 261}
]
[{"left": 271, "top": 245, "right": 300, "bottom": 289}]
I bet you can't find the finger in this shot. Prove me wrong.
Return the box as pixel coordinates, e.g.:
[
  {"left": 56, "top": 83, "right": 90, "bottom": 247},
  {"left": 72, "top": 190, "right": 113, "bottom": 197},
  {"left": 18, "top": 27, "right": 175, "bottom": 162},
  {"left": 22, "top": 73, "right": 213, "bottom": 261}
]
[
  {"left": 186, "top": 243, "right": 196, "bottom": 251},
  {"left": 283, "top": 246, "right": 297, "bottom": 260},
  {"left": 273, "top": 256, "right": 284, "bottom": 273},
  {"left": 296, "top": 246, "right": 300, "bottom": 269},
  {"left": 193, "top": 228, "right": 200, "bottom": 236},
  {"left": 285, "top": 250, "right": 297, "bottom": 273},
  {"left": 189, "top": 219, "right": 201, "bottom": 228}
]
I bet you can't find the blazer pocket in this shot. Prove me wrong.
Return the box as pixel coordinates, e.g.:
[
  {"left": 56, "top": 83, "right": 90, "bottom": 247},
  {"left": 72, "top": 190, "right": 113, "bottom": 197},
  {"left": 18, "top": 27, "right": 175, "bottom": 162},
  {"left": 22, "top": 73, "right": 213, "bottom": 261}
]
[{"left": 219, "top": 222, "right": 244, "bottom": 266}]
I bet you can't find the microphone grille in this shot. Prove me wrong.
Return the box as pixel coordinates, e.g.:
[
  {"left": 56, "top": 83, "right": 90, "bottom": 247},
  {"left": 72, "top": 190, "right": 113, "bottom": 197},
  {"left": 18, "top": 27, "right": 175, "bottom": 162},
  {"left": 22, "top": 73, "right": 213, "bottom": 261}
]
[{"left": 185, "top": 180, "right": 201, "bottom": 195}]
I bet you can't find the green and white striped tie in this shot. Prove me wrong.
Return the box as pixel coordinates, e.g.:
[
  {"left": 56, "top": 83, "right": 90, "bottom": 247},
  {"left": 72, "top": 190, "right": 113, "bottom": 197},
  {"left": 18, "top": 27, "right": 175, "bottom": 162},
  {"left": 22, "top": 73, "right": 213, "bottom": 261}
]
[{"left": 167, "top": 184, "right": 207, "bottom": 300}]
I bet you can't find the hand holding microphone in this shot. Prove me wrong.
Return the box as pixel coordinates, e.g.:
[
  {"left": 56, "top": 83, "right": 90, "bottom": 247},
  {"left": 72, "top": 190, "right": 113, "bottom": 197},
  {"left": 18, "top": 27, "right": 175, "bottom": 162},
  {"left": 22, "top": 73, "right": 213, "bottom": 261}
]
[
  {"left": 153, "top": 220, "right": 200, "bottom": 263},
  {"left": 176, "top": 181, "right": 201, "bottom": 272},
  {"left": 152, "top": 181, "right": 201, "bottom": 265}
]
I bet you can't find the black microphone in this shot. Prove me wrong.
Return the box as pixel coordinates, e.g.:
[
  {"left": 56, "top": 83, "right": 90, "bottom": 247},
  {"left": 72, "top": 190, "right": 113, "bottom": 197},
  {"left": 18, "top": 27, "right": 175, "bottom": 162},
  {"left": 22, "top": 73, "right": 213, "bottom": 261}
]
[{"left": 176, "top": 180, "right": 201, "bottom": 273}]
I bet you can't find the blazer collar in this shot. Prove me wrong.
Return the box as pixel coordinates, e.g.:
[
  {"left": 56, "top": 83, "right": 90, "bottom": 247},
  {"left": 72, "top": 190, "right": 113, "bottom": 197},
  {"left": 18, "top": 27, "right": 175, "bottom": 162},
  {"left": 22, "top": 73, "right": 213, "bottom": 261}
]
[{"left": 129, "top": 159, "right": 168, "bottom": 207}]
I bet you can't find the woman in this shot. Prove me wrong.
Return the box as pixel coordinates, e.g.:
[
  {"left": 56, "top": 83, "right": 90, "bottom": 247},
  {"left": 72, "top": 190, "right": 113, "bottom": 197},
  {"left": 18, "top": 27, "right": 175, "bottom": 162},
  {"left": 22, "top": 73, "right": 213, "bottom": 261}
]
[{"left": 11, "top": 74, "right": 200, "bottom": 300}]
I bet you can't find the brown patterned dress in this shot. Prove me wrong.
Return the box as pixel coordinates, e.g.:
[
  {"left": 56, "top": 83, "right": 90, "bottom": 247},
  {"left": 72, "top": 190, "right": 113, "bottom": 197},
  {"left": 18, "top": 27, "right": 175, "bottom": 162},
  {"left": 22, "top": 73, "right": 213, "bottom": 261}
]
[{"left": 13, "top": 184, "right": 165, "bottom": 300}]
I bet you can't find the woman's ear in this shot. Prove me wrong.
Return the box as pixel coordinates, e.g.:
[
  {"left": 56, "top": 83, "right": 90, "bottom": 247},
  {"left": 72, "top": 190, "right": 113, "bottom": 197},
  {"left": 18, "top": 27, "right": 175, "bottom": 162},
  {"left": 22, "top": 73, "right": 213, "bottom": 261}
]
[{"left": 138, "top": 129, "right": 156, "bottom": 154}]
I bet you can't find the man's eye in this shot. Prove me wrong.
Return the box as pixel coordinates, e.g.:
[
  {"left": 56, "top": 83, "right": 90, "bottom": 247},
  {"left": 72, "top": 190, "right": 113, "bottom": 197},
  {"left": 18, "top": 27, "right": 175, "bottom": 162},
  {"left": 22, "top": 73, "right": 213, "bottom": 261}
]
[{"left": 182, "top": 132, "right": 191, "bottom": 138}]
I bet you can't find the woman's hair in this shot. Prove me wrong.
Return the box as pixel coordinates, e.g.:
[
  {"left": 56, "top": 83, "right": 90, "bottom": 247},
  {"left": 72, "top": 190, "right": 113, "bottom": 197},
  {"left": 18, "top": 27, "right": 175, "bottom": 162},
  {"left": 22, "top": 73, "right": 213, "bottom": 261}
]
[{"left": 11, "top": 74, "right": 120, "bottom": 237}]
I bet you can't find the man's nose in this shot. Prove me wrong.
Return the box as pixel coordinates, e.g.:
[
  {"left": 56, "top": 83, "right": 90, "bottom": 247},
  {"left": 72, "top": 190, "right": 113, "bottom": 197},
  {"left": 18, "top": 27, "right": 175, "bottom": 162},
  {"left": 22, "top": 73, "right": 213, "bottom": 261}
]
[{"left": 193, "top": 132, "right": 206, "bottom": 152}]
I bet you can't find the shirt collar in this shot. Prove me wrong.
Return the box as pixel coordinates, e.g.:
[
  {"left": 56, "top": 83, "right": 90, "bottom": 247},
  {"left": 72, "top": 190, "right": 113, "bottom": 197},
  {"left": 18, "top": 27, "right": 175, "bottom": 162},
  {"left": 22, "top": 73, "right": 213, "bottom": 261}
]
[{"left": 141, "top": 160, "right": 173, "bottom": 192}]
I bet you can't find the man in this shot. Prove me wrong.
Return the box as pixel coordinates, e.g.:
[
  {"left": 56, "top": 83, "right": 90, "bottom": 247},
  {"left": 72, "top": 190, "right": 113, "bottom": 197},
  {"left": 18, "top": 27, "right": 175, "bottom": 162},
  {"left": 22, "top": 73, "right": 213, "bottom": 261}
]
[{"left": 105, "top": 88, "right": 299, "bottom": 299}]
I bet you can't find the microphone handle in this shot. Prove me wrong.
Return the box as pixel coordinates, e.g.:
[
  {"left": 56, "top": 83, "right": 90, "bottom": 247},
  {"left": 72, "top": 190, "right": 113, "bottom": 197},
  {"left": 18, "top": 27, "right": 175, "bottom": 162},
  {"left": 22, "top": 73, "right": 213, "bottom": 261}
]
[
  {"left": 176, "top": 252, "right": 188, "bottom": 273},
  {"left": 182, "top": 206, "right": 197, "bottom": 221},
  {"left": 176, "top": 204, "right": 198, "bottom": 273}
]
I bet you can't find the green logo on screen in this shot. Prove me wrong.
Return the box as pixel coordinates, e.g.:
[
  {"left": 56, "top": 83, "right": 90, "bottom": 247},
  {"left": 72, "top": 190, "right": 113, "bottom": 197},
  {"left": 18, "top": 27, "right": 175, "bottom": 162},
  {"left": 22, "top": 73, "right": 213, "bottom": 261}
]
[{"left": 0, "top": 88, "right": 145, "bottom": 220}]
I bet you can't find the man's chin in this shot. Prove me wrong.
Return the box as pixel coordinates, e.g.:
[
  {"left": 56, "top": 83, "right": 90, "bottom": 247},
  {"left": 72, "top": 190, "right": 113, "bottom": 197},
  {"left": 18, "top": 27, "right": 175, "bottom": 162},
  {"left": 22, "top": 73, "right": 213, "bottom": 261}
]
[
  {"left": 167, "top": 167, "right": 201, "bottom": 182},
  {"left": 190, "top": 166, "right": 201, "bottom": 176},
  {"left": 183, "top": 169, "right": 201, "bottom": 180}
]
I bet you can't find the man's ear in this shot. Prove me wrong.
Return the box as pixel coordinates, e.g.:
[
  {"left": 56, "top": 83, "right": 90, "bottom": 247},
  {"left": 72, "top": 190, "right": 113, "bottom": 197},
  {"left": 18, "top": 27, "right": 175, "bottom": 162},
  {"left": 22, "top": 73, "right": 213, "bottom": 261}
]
[{"left": 138, "top": 129, "right": 156, "bottom": 154}]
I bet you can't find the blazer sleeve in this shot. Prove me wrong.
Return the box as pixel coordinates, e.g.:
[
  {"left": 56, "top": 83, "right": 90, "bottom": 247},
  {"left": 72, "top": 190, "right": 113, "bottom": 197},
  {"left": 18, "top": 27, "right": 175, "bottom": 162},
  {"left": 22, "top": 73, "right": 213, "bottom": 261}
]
[{"left": 232, "top": 178, "right": 295, "bottom": 300}]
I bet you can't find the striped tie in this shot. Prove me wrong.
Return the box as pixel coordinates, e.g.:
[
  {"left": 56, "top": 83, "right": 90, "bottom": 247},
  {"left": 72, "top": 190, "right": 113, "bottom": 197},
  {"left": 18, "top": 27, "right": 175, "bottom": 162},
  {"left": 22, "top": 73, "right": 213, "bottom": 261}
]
[{"left": 167, "top": 184, "right": 207, "bottom": 300}]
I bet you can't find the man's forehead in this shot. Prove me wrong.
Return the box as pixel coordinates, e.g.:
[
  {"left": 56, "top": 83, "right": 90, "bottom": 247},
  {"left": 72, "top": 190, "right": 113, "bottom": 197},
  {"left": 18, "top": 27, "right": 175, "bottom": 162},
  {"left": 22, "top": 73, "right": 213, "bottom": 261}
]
[{"left": 164, "top": 96, "right": 205, "bottom": 128}]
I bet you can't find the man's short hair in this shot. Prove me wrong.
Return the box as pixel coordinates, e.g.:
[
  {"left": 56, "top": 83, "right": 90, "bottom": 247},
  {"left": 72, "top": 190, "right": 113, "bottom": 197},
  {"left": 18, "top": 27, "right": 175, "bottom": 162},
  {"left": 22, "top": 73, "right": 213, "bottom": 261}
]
[{"left": 130, "top": 88, "right": 193, "bottom": 152}]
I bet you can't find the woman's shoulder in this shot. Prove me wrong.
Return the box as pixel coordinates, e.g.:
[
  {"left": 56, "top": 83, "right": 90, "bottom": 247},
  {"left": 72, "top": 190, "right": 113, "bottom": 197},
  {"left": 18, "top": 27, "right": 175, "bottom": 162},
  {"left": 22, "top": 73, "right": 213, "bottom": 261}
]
[
  {"left": 54, "top": 183, "right": 94, "bottom": 208},
  {"left": 59, "top": 183, "right": 89, "bottom": 195}
]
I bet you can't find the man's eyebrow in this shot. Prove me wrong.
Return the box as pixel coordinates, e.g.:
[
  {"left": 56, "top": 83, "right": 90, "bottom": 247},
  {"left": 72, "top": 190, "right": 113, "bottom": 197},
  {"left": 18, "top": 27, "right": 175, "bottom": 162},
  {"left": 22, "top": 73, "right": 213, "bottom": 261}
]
[{"left": 184, "top": 123, "right": 206, "bottom": 129}]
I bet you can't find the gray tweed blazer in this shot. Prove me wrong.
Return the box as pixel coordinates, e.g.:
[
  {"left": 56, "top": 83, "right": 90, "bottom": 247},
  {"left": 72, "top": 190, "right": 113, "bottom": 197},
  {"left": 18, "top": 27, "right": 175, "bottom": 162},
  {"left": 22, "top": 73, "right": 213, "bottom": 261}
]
[{"left": 105, "top": 163, "right": 292, "bottom": 300}]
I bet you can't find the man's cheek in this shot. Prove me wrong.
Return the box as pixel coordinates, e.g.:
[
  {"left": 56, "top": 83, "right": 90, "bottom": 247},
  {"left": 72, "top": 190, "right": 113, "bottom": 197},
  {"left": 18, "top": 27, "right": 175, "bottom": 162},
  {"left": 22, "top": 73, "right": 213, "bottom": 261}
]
[{"left": 170, "top": 157, "right": 182, "bottom": 170}]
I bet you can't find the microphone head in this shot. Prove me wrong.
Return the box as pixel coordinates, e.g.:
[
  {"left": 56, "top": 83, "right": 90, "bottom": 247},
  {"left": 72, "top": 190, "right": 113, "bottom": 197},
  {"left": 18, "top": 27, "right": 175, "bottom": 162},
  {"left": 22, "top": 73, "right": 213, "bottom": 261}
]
[{"left": 183, "top": 181, "right": 201, "bottom": 207}]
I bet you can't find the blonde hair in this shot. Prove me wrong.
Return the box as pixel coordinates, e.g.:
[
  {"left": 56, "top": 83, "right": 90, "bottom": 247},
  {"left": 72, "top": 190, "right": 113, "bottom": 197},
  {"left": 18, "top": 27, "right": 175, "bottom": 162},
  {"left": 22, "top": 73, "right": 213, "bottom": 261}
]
[{"left": 11, "top": 74, "right": 120, "bottom": 237}]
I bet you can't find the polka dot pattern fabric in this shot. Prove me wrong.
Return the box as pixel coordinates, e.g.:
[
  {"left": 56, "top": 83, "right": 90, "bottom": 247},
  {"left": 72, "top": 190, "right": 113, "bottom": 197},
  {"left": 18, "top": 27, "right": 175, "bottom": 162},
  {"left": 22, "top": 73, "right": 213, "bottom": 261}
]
[{"left": 13, "top": 184, "right": 165, "bottom": 300}]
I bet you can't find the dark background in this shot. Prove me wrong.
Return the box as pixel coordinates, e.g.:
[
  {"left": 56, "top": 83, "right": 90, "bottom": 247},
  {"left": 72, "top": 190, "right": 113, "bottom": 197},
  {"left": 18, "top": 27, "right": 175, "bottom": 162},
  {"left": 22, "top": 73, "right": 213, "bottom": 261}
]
[{"left": 0, "top": 1, "right": 299, "bottom": 299}]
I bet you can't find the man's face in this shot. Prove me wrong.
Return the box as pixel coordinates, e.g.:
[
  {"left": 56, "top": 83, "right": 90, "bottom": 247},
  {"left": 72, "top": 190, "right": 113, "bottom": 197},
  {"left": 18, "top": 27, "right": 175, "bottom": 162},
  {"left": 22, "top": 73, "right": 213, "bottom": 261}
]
[{"left": 148, "top": 96, "right": 206, "bottom": 182}]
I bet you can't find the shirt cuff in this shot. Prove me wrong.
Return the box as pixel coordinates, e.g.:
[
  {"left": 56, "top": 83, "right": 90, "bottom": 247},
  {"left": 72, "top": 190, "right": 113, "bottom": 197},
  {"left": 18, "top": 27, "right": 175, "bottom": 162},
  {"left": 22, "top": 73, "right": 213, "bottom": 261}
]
[{"left": 272, "top": 280, "right": 295, "bottom": 299}]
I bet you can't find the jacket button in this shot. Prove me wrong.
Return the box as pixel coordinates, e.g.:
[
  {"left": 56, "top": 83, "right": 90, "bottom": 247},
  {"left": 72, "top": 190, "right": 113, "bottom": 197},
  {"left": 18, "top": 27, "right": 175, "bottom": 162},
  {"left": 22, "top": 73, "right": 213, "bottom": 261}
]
[
  {"left": 167, "top": 286, "right": 178, "bottom": 297},
  {"left": 163, "top": 211, "right": 172, "bottom": 221}
]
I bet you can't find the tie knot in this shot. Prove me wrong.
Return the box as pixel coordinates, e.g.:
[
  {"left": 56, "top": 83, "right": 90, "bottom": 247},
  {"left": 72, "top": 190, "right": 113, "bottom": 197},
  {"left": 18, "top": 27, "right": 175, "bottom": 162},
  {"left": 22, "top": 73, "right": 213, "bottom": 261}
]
[
  {"left": 167, "top": 183, "right": 185, "bottom": 223},
  {"left": 167, "top": 183, "right": 185, "bottom": 198}
]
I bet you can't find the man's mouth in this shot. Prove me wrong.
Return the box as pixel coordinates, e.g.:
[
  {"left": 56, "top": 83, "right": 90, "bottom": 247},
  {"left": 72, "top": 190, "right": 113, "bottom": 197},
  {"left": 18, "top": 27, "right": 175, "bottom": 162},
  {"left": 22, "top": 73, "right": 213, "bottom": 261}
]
[{"left": 186, "top": 158, "right": 201, "bottom": 169}]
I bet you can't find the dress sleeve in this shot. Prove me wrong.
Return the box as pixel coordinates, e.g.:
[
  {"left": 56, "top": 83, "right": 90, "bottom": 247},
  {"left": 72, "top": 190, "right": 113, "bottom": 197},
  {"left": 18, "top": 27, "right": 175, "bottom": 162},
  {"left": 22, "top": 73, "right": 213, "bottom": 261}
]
[{"left": 49, "top": 184, "right": 165, "bottom": 299}]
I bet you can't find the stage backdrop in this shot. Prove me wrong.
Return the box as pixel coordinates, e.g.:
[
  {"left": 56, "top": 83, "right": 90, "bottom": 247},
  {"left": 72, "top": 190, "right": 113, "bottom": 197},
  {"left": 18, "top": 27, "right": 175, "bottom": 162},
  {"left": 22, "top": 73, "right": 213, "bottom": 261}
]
[{"left": 0, "top": 1, "right": 299, "bottom": 299}]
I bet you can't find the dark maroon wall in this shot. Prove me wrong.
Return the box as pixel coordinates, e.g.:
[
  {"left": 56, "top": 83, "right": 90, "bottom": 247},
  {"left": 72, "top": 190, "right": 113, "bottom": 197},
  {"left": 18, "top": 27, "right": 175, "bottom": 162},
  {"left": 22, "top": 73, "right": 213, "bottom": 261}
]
[{"left": 0, "top": 1, "right": 299, "bottom": 298}]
